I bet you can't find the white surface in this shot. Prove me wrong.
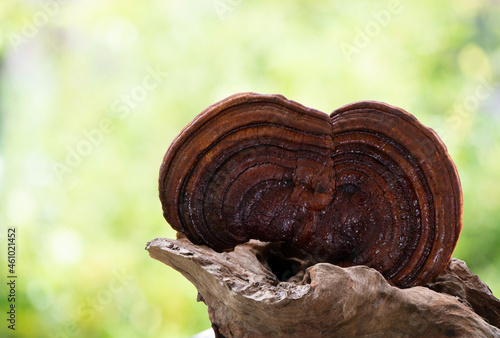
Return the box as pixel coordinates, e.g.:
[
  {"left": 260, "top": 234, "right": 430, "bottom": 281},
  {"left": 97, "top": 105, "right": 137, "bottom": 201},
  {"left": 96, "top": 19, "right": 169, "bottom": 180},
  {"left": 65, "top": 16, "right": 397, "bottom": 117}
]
[{"left": 190, "top": 328, "right": 215, "bottom": 338}]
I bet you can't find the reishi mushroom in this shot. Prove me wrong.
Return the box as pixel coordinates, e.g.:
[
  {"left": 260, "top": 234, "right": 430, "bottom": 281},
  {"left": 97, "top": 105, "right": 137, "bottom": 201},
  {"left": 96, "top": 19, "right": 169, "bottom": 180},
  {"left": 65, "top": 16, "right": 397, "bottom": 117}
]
[{"left": 159, "top": 93, "right": 463, "bottom": 287}]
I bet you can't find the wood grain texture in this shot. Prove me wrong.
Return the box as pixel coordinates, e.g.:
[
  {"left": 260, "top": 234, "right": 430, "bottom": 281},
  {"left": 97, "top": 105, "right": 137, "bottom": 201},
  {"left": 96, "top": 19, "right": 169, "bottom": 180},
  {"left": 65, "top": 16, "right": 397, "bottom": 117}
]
[
  {"left": 146, "top": 236, "right": 499, "bottom": 337},
  {"left": 159, "top": 93, "right": 463, "bottom": 287}
]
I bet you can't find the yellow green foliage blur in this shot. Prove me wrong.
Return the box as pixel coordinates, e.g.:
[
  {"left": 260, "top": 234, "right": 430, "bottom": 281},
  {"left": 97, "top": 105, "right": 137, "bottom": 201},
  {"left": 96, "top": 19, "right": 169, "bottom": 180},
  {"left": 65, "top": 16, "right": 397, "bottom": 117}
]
[{"left": 0, "top": 1, "right": 499, "bottom": 337}]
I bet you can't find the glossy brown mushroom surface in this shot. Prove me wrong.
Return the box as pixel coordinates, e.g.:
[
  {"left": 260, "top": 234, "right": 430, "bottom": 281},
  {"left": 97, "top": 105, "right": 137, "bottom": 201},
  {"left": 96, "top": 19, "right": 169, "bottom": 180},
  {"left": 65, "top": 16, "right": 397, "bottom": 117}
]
[{"left": 159, "top": 93, "right": 463, "bottom": 287}]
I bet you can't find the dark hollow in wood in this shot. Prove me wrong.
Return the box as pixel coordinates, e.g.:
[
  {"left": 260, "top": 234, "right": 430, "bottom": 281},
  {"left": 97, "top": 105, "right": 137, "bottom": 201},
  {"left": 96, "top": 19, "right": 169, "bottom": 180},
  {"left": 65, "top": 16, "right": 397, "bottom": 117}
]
[
  {"left": 159, "top": 93, "right": 463, "bottom": 287},
  {"left": 146, "top": 236, "right": 500, "bottom": 337}
]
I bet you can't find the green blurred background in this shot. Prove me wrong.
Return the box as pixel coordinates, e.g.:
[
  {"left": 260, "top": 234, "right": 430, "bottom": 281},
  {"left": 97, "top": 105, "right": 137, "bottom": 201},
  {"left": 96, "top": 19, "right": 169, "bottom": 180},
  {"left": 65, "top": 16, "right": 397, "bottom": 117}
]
[{"left": 0, "top": 0, "right": 499, "bottom": 337}]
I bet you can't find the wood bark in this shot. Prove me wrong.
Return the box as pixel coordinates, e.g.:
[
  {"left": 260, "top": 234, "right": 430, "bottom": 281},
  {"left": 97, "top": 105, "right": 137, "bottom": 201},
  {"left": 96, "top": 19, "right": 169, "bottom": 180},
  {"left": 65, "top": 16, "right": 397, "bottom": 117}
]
[{"left": 146, "top": 235, "right": 500, "bottom": 337}]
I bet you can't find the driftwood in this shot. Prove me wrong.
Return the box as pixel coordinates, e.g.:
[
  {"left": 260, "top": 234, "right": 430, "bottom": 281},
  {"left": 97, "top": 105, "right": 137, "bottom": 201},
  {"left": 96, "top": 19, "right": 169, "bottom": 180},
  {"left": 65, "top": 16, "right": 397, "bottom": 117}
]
[{"left": 146, "top": 235, "right": 500, "bottom": 337}]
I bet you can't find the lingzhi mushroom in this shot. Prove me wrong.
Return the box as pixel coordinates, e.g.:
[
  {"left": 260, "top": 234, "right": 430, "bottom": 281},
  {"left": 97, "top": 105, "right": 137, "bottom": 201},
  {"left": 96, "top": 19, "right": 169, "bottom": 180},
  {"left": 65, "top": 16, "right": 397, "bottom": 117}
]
[{"left": 158, "top": 93, "right": 463, "bottom": 287}]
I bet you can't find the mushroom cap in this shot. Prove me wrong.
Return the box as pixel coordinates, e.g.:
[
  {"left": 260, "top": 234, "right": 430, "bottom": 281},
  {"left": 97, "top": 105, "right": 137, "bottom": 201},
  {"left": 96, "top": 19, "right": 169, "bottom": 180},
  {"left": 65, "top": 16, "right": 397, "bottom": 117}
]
[{"left": 159, "top": 93, "right": 463, "bottom": 287}]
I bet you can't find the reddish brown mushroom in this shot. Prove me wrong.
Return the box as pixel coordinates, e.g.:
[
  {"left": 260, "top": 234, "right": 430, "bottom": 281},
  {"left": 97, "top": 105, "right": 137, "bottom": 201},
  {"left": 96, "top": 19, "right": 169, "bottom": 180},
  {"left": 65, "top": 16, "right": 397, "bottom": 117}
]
[{"left": 159, "top": 93, "right": 463, "bottom": 287}]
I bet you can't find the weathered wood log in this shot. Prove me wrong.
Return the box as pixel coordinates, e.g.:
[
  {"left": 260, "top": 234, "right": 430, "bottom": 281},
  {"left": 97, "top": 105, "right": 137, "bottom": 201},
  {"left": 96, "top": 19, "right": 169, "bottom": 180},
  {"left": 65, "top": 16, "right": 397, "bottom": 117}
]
[{"left": 146, "top": 235, "right": 500, "bottom": 337}]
